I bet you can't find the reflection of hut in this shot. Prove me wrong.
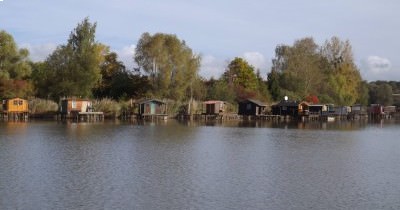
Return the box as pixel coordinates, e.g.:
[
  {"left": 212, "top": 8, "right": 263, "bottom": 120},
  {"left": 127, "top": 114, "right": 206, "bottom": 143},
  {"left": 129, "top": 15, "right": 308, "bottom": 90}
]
[
  {"left": 271, "top": 100, "right": 299, "bottom": 117},
  {"left": 135, "top": 99, "right": 168, "bottom": 120},
  {"left": 1, "top": 98, "right": 29, "bottom": 120},
  {"left": 202, "top": 100, "right": 226, "bottom": 115},
  {"left": 238, "top": 99, "right": 267, "bottom": 116}
]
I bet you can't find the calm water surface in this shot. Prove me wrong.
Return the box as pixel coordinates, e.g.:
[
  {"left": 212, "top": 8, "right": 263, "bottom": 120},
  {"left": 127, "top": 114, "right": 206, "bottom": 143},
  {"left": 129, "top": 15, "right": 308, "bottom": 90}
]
[{"left": 1, "top": 120, "right": 400, "bottom": 210}]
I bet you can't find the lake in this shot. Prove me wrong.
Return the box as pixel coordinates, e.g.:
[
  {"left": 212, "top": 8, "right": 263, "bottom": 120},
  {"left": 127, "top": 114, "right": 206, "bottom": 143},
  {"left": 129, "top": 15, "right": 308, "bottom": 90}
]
[{"left": 1, "top": 120, "right": 400, "bottom": 209}]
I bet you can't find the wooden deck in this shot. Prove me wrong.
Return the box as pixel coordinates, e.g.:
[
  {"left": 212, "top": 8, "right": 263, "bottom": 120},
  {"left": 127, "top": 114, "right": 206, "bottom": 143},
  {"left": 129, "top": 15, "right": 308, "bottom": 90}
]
[
  {"left": 59, "top": 111, "right": 104, "bottom": 122},
  {"left": 0, "top": 111, "right": 29, "bottom": 121}
]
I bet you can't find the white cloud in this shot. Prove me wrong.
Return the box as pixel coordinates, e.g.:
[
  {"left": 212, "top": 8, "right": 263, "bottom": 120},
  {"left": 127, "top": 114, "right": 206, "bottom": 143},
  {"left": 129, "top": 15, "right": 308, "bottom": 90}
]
[
  {"left": 114, "top": 45, "right": 136, "bottom": 70},
  {"left": 241, "top": 52, "right": 267, "bottom": 71},
  {"left": 22, "top": 43, "right": 57, "bottom": 61},
  {"left": 200, "top": 55, "right": 226, "bottom": 79},
  {"left": 365, "top": 56, "right": 391, "bottom": 74},
  {"left": 360, "top": 55, "right": 397, "bottom": 81}
]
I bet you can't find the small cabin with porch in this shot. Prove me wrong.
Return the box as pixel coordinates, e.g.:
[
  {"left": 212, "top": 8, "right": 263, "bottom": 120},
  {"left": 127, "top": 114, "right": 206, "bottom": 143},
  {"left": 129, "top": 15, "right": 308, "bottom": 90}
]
[
  {"left": 202, "top": 100, "right": 227, "bottom": 115},
  {"left": 59, "top": 98, "right": 103, "bottom": 121},
  {"left": 271, "top": 100, "right": 299, "bottom": 117},
  {"left": 238, "top": 99, "right": 267, "bottom": 116},
  {"left": 60, "top": 98, "right": 94, "bottom": 115},
  {"left": 136, "top": 99, "right": 167, "bottom": 117}
]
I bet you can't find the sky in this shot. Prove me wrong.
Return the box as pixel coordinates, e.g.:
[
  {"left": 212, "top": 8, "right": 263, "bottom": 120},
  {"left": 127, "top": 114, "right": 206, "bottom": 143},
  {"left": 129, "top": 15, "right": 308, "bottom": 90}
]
[{"left": 1, "top": 0, "right": 399, "bottom": 81}]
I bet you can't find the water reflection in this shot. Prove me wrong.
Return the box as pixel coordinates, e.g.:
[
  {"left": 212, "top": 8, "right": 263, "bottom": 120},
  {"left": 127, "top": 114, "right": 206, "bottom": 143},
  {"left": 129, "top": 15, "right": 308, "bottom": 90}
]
[
  {"left": 1, "top": 120, "right": 400, "bottom": 209},
  {"left": 174, "top": 118, "right": 372, "bottom": 131}
]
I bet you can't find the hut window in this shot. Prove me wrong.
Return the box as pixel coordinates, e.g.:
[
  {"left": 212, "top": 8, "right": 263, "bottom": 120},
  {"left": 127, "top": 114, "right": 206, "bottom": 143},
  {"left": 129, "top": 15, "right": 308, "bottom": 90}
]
[
  {"left": 14, "top": 100, "right": 18, "bottom": 105},
  {"left": 19, "top": 100, "right": 23, "bottom": 105},
  {"left": 72, "top": 100, "right": 77, "bottom": 109},
  {"left": 246, "top": 104, "right": 251, "bottom": 110}
]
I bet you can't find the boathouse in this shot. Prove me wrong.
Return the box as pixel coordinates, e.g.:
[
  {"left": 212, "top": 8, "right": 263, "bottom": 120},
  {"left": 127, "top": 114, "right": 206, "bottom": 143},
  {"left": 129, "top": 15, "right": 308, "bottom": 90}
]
[
  {"left": 333, "top": 106, "right": 351, "bottom": 116},
  {"left": 368, "top": 104, "right": 385, "bottom": 118},
  {"left": 60, "top": 98, "right": 103, "bottom": 121},
  {"left": 1, "top": 98, "right": 29, "bottom": 120},
  {"left": 60, "top": 98, "right": 94, "bottom": 115},
  {"left": 298, "top": 101, "right": 310, "bottom": 116},
  {"left": 271, "top": 100, "right": 299, "bottom": 117},
  {"left": 238, "top": 99, "right": 267, "bottom": 116},
  {"left": 308, "top": 104, "right": 328, "bottom": 115},
  {"left": 135, "top": 99, "right": 168, "bottom": 120},
  {"left": 202, "top": 100, "right": 227, "bottom": 115}
]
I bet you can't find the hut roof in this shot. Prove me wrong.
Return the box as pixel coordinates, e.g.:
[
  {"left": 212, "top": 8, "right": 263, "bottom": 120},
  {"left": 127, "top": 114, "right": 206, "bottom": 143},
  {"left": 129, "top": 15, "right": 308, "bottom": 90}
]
[
  {"left": 240, "top": 99, "right": 267, "bottom": 107},
  {"left": 62, "top": 98, "right": 92, "bottom": 102},
  {"left": 203, "top": 100, "right": 225, "bottom": 104},
  {"left": 136, "top": 99, "right": 165, "bottom": 105},
  {"left": 273, "top": 100, "right": 299, "bottom": 107}
]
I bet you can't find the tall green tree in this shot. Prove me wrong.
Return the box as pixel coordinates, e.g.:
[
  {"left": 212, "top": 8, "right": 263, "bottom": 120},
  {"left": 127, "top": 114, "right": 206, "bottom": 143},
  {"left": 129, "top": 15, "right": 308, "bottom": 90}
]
[
  {"left": 321, "top": 37, "right": 362, "bottom": 105},
  {"left": 268, "top": 36, "right": 362, "bottom": 105},
  {"left": 369, "top": 82, "right": 393, "bottom": 106},
  {"left": 40, "top": 18, "right": 105, "bottom": 100},
  {"left": 268, "top": 38, "right": 323, "bottom": 101},
  {"left": 0, "top": 30, "right": 33, "bottom": 98},
  {"left": 267, "top": 69, "right": 281, "bottom": 101},
  {"left": 134, "top": 33, "right": 201, "bottom": 101},
  {"left": 93, "top": 52, "right": 150, "bottom": 100},
  {"left": 221, "top": 57, "right": 262, "bottom": 101}
]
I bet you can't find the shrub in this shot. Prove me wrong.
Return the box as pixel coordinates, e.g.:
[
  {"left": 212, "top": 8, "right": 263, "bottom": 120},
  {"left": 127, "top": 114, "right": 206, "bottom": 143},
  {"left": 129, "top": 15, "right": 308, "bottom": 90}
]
[
  {"left": 29, "top": 98, "right": 58, "bottom": 114},
  {"left": 93, "top": 98, "right": 121, "bottom": 118}
]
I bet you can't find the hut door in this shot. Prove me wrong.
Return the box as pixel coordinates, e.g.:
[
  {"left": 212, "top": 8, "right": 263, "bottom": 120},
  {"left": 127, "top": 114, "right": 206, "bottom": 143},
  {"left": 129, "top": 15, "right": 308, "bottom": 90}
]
[
  {"left": 206, "top": 104, "right": 215, "bottom": 114},
  {"left": 150, "top": 103, "right": 156, "bottom": 114}
]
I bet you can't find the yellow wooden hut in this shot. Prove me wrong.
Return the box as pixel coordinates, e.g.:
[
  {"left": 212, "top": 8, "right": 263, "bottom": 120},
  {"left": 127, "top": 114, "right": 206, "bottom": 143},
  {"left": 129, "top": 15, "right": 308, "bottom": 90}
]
[
  {"left": 1, "top": 98, "right": 29, "bottom": 120},
  {"left": 3, "top": 98, "right": 29, "bottom": 113}
]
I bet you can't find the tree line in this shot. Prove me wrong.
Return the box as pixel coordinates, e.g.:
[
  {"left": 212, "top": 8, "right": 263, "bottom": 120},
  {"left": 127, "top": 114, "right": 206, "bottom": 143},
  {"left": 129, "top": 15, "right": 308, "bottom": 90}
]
[{"left": 1, "top": 18, "right": 399, "bottom": 107}]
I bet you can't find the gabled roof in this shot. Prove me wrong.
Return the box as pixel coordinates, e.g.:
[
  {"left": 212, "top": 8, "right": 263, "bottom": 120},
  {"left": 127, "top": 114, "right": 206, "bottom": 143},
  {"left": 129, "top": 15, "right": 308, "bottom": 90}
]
[
  {"left": 62, "top": 98, "right": 92, "bottom": 102},
  {"left": 203, "top": 100, "right": 225, "bottom": 104},
  {"left": 239, "top": 99, "right": 267, "bottom": 107},
  {"left": 273, "top": 100, "right": 299, "bottom": 107},
  {"left": 136, "top": 99, "right": 165, "bottom": 105},
  {"left": 4, "top": 97, "right": 27, "bottom": 101}
]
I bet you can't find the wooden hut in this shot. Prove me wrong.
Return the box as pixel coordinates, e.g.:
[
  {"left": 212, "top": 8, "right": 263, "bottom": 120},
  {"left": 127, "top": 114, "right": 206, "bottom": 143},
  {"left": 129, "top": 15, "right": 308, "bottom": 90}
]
[
  {"left": 298, "top": 101, "right": 310, "bottom": 116},
  {"left": 1, "top": 98, "right": 29, "bottom": 120},
  {"left": 60, "top": 98, "right": 94, "bottom": 115},
  {"left": 333, "top": 106, "right": 351, "bottom": 116},
  {"left": 238, "top": 99, "right": 267, "bottom": 116},
  {"left": 202, "top": 100, "right": 227, "bottom": 115},
  {"left": 368, "top": 104, "right": 385, "bottom": 119},
  {"left": 136, "top": 99, "right": 168, "bottom": 120},
  {"left": 60, "top": 98, "right": 103, "bottom": 121},
  {"left": 308, "top": 104, "right": 328, "bottom": 115},
  {"left": 271, "top": 100, "right": 299, "bottom": 117}
]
